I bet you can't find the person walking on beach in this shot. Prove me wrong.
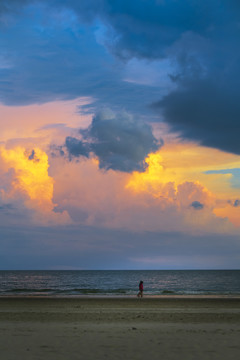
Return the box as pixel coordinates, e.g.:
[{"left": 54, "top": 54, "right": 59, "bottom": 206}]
[{"left": 137, "top": 281, "right": 144, "bottom": 298}]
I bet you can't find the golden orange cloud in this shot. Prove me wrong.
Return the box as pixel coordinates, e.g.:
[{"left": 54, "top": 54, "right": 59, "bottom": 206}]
[
  {"left": 126, "top": 150, "right": 214, "bottom": 205},
  {"left": 214, "top": 204, "right": 240, "bottom": 227},
  {"left": 0, "top": 145, "right": 70, "bottom": 224},
  {"left": 126, "top": 143, "right": 240, "bottom": 227},
  {"left": 0, "top": 146, "right": 54, "bottom": 210},
  {"left": 0, "top": 99, "right": 92, "bottom": 225},
  {"left": 1, "top": 99, "right": 240, "bottom": 230}
]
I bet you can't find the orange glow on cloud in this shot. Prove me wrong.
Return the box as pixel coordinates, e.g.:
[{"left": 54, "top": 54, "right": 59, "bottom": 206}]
[
  {"left": 214, "top": 205, "right": 240, "bottom": 227},
  {"left": 159, "top": 142, "right": 240, "bottom": 199},
  {"left": 127, "top": 142, "right": 240, "bottom": 197},
  {"left": 126, "top": 152, "right": 167, "bottom": 193},
  {"left": 0, "top": 146, "right": 54, "bottom": 212},
  {"left": 126, "top": 143, "right": 240, "bottom": 227},
  {"left": 126, "top": 150, "right": 213, "bottom": 201},
  {"left": 1, "top": 99, "right": 240, "bottom": 230}
]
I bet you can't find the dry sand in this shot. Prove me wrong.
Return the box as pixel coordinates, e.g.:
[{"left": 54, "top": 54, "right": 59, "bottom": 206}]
[{"left": 0, "top": 296, "right": 240, "bottom": 360}]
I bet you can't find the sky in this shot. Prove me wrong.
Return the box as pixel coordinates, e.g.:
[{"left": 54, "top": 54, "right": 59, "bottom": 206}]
[{"left": 0, "top": 0, "right": 240, "bottom": 269}]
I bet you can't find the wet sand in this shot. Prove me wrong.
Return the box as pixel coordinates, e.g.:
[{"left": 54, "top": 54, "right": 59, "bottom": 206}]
[{"left": 0, "top": 296, "right": 240, "bottom": 360}]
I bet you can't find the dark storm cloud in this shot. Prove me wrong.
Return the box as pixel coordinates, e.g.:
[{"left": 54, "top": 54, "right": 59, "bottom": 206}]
[
  {"left": 62, "top": 0, "right": 240, "bottom": 155},
  {"left": 191, "top": 201, "right": 204, "bottom": 210},
  {"left": 57, "top": 0, "right": 227, "bottom": 59},
  {"left": 145, "top": 2, "right": 240, "bottom": 155},
  {"left": 65, "top": 110, "right": 161, "bottom": 172},
  {"left": 65, "top": 136, "right": 90, "bottom": 159},
  {"left": 1, "top": 0, "right": 240, "bottom": 155},
  {"left": 154, "top": 71, "right": 240, "bottom": 154}
]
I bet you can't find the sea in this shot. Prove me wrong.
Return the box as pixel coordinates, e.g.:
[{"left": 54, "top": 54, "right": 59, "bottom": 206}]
[{"left": 0, "top": 270, "right": 239, "bottom": 297}]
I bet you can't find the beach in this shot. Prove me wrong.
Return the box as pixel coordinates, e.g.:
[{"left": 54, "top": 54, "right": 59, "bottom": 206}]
[{"left": 0, "top": 296, "right": 240, "bottom": 359}]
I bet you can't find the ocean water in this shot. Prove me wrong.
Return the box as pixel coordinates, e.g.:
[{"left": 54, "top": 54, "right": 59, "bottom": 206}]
[{"left": 0, "top": 270, "right": 239, "bottom": 296}]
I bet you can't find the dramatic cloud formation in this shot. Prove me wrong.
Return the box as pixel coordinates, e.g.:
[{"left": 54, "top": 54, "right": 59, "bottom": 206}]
[
  {"left": 0, "top": 144, "right": 70, "bottom": 225},
  {"left": 1, "top": 0, "right": 239, "bottom": 156},
  {"left": 62, "top": 0, "right": 240, "bottom": 155},
  {"left": 0, "top": 1, "right": 240, "bottom": 269},
  {"left": 0, "top": 147, "right": 54, "bottom": 211},
  {"left": 65, "top": 110, "right": 161, "bottom": 172}
]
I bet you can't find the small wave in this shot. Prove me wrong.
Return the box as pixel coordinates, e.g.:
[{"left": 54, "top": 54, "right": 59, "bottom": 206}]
[
  {"left": 72, "top": 288, "right": 103, "bottom": 294},
  {"left": 4, "top": 287, "right": 129, "bottom": 295},
  {"left": 69, "top": 288, "right": 128, "bottom": 294},
  {"left": 161, "top": 290, "right": 177, "bottom": 295},
  {"left": 7, "top": 288, "right": 53, "bottom": 293}
]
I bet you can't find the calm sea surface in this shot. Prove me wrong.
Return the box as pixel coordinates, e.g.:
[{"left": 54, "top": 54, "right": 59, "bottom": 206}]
[{"left": 0, "top": 270, "right": 239, "bottom": 296}]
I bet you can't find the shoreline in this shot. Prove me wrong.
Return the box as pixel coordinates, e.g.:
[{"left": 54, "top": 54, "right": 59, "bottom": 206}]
[{"left": 1, "top": 294, "right": 240, "bottom": 299}]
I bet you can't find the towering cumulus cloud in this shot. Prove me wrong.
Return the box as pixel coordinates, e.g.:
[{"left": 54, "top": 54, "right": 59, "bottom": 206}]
[
  {"left": 0, "top": 147, "right": 54, "bottom": 212},
  {"left": 65, "top": 110, "right": 161, "bottom": 172}
]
